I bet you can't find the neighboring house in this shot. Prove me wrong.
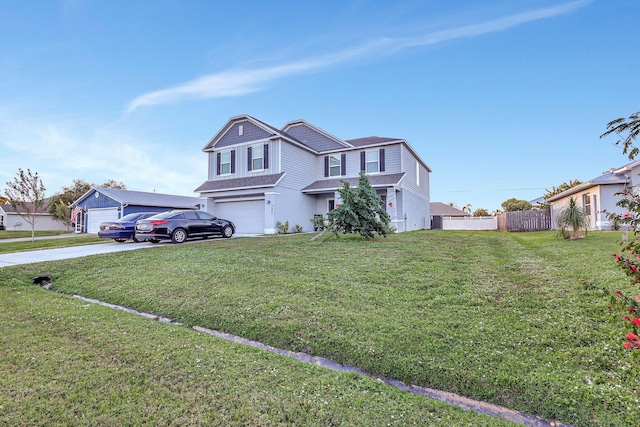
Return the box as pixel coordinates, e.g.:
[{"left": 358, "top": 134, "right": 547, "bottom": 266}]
[
  {"left": 429, "top": 202, "right": 469, "bottom": 229},
  {"left": 72, "top": 188, "right": 202, "bottom": 233},
  {"left": 195, "top": 115, "right": 431, "bottom": 234},
  {"left": 529, "top": 196, "right": 547, "bottom": 209},
  {"left": 546, "top": 161, "right": 640, "bottom": 230},
  {"left": 0, "top": 198, "right": 68, "bottom": 231}
]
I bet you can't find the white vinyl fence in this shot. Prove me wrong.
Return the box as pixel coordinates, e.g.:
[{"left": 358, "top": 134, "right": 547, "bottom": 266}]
[{"left": 442, "top": 216, "right": 498, "bottom": 230}]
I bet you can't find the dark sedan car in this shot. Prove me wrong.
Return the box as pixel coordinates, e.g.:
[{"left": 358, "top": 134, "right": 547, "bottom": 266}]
[
  {"left": 98, "top": 212, "right": 160, "bottom": 242},
  {"left": 134, "top": 210, "right": 235, "bottom": 243}
]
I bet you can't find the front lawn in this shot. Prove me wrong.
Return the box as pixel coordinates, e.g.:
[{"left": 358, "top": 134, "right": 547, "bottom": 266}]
[
  {"left": 0, "top": 286, "right": 506, "bottom": 426},
  {"left": 1, "top": 230, "right": 637, "bottom": 425}
]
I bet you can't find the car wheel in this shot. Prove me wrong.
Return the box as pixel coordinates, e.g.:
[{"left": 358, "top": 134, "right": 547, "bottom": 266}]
[
  {"left": 150, "top": 239, "right": 160, "bottom": 244},
  {"left": 114, "top": 239, "right": 126, "bottom": 243},
  {"left": 222, "top": 225, "right": 233, "bottom": 238},
  {"left": 133, "top": 236, "right": 140, "bottom": 243},
  {"left": 171, "top": 228, "right": 188, "bottom": 244}
]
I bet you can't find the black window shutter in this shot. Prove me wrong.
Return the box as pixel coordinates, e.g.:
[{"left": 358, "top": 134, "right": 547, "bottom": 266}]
[
  {"left": 264, "top": 144, "right": 269, "bottom": 169},
  {"left": 360, "top": 151, "right": 365, "bottom": 171},
  {"left": 231, "top": 150, "right": 236, "bottom": 174},
  {"left": 379, "top": 148, "right": 385, "bottom": 172},
  {"left": 247, "top": 146, "right": 252, "bottom": 171},
  {"left": 216, "top": 152, "right": 221, "bottom": 175},
  {"left": 341, "top": 153, "right": 346, "bottom": 175},
  {"left": 324, "top": 156, "right": 329, "bottom": 177}
]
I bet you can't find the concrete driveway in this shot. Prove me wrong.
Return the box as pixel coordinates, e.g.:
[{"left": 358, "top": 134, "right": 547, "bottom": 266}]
[
  {"left": 0, "top": 233, "right": 259, "bottom": 268},
  {"left": 0, "top": 240, "right": 158, "bottom": 267}
]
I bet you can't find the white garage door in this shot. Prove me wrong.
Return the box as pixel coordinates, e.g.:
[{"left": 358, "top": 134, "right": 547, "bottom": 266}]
[
  {"left": 87, "top": 208, "right": 119, "bottom": 233},
  {"left": 216, "top": 200, "right": 264, "bottom": 234}
]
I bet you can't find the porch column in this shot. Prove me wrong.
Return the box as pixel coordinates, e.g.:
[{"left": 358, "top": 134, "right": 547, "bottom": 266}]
[
  {"left": 386, "top": 188, "right": 400, "bottom": 231},
  {"left": 264, "top": 192, "right": 279, "bottom": 234}
]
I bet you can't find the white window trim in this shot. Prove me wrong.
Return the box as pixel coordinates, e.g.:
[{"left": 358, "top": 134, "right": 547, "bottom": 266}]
[
  {"left": 416, "top": 161, "right": 420, "bottom": 187},
  {"left": 329, "top": 155, "right": 341, "bottom": 177},
  {"left": 365, "top": 150, "right": 380, "bottom": 174},
  {"left": 251, "top": 144, "right": 265, "bottom": 172},
  {"left": 220, "top": 151, "right": 232, "bottom": 176}
]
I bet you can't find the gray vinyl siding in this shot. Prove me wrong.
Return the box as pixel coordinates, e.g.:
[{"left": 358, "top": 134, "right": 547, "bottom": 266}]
[
  {"left": 313, "top": 144, "right": 403, "bottom": 180},
  {"left": 399, "top": 145, "right": 429, "bottom": 199},
  {"left": 279, "top": 141, "right": 317, "bottom": 190},
  {"left": 401, "top": 190, "right": 430, "bottom": 231},
  {"left": 216, "top": 121, "right": 272, "bottom": 149},
  {"left": 284, "top": 123, "right": 346, "bottom": 152},
  {"left": 208, "top": 141, "right": 278, "bottom": 181},
  {"left": 271, "top": 187, "right": 317, "bottom": 232}
]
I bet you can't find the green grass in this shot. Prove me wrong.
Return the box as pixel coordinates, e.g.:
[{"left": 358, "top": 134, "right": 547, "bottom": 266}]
[
  {"left": 0, "top": 234, "right": 106, "bottom": 254},
  {"left": 1, "top": 230, "right": 638, "bottom": 426},
  {"left": 0, "top": 230, "right": 71, "bottom": 239},
  {"left": 0, "top": 285, "right": 511, "bottom": 426}
]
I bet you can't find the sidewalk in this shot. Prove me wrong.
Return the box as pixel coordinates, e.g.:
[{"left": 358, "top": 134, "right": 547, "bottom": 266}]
[{"left": 0, "top": 233, "right": 80, "bottom": 243}]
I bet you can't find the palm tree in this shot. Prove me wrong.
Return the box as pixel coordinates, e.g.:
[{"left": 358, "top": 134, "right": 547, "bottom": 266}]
[{"left": 556, "top": 197, "right": 589, "bottom": 239}]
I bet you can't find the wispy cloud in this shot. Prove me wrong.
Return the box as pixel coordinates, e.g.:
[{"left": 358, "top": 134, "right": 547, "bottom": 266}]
[
  {"left": 0, "top": 112, "right": 203, "bottom": 196},
  {"left": 126, "top": 0, "right": 591, "bottom": 112}
]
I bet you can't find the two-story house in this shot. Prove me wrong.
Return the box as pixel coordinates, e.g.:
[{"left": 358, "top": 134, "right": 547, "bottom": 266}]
[{"left": 195, "top": 115, "right": 431, "bottom": 234}]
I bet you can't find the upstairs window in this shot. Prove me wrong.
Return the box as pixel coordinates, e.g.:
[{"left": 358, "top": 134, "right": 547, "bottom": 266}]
[
  {"left": 248, "top": 144, "right": 269, "bottom": 171},
  {"left": 325, "top": 154, "right": 346, "bottom": 177},
  {"left": 217, "top": 150, "right": 235, "bottom": 175},
  {"left": 366, "top": 150, "right": 379, "bottom": 173},
  {"left": 360, "top": 149, "right": 385, "bottom": 173},
  {"left": 329, "top": 155, "right": 341, "bottom": 177},
  {"left": 220, "top": 151, "right": 231, "bottom": 174}
]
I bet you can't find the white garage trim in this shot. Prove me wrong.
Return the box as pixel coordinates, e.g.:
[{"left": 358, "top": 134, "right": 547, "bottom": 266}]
[
  {"left": 87, "top": 208, "right": 119, "bottom": 233},
  {"left": 216, "top": 200, "right": 264, "bottom": 235}
]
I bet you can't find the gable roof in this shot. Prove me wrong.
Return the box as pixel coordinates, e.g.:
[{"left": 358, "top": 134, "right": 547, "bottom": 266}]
[
  {"left": 1, "top": 197, "right": 54, "bottom": 214},
  {"left": 545, "top": 170, "right": 629, "bottom": 203},
  {"left": 282, "top": 120, "right": 352, "bottom": 152},
  {"left": 429, "top": 202, "right": 469, "bottom": 217},
  {"left": 203, "top": 115, "right": 432, "bottom": 171},
  {"left": 73, "top": 188, "right": 200, "bottom": 209},
  {"left": 203, "top": 114, "right": 315, "bottom": 153}
]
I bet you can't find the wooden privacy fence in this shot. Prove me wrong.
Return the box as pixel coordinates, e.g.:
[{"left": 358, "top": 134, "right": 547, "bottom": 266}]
[{"left": 497, "top": 209, "right": 551, "bottom": 232}]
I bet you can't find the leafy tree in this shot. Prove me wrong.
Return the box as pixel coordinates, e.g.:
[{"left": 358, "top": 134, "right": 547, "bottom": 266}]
[
  {"left": 3, "top": 168, "right": 47, "bottom": 241},
  {"left": 601, "top": 111, "right": 640, "bottom": 159},
  {"left": 473, "top": 208, "right": 489, "bottom": 217},
  {"left": 555, "top": 197, "right": 589, "bottom": 240},
  {"left": 500, "top": 198, "right": 532, "bottom": 212},
  {"left": 314, "top": 171, "right": 391, "bottom": 240},
  {"left": 544, "top": 180, "right": 582, "bottom": 200},
  {"left": 0, "top": 195, "right": 7, "bottom": 204},
  {"left": 462, "top": 203, "right": 472, "bottom": 213}
]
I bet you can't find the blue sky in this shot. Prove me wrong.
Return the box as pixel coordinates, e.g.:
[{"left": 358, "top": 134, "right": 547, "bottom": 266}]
[{"left": 1, "top": 0, "right": 638, "bottom": 212}]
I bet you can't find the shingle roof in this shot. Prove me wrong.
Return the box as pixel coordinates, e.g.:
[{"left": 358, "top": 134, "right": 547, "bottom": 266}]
[
  {"left": 429, "top": 202, "right": 470, "bottom": 217},
  {"left": 89, "top": 188, "right": 200, "bottom": 209},
  {"left": 545, "top": 171, "right": 629, "bottom": 203},
  {"left": 195, "top": 173, "right": 286, "bottom": 193},
  {"left": 346, "top": 136, "right": 401, "bottom": 147},
  {"left": 301, "top": 173, "right": 405, "bottom": 193},
  {"left": 1, "top": 197, "right": 54, "bottom": 214}
]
